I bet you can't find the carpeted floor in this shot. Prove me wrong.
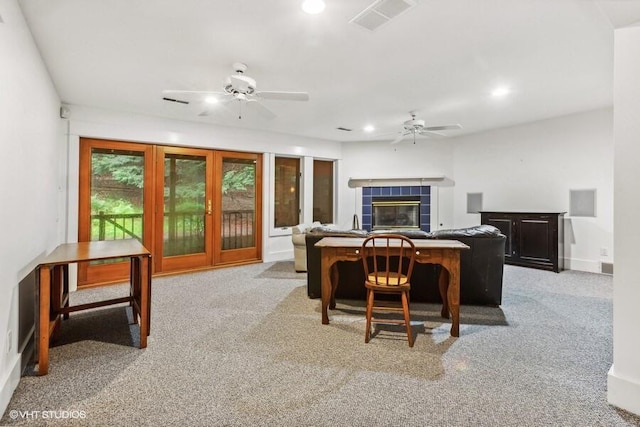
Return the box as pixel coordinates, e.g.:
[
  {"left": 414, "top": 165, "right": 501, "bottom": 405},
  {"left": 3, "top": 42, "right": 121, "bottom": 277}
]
[{"left": 2, "top": 263, "right": 639, "bottom": 426}]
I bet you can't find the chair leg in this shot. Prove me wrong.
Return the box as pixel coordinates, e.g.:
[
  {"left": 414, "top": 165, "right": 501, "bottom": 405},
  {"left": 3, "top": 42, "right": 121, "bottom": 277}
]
[
  {"left": 401, "top": 290, "right": 414, "bottom": 347},
  {"left": 365, "top": 289, "right": 374, "bottom": 343}
]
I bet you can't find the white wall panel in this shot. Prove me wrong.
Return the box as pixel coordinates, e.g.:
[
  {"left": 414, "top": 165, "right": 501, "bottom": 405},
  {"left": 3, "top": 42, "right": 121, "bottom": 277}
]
[{"left": 0, "top": 0, "right": 63, "bottom": 416}]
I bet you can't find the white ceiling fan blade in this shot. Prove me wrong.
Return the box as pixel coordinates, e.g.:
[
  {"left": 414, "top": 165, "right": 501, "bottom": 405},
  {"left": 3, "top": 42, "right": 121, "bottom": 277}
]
[
  {"left": 418, "top": 130, "right": 446, "bottom": 138},
  {"left": 162, "top": 89, "right": 223, "bottom": 96},
  {"left": 198, "top": 98, "right": 236, "bottom": 117},
  {"left": 162, "top": 89, "right": 229, "bottom": 105},
  {"left": 424, "top": 124, "right": 463, "bottom": 131},
  {"left": 256, "top": 91, "right": 309, "bottom": 101},
  {"left": 390, "top": 132, "right": 408, "bottom": 145},
  {"left": 246, "top": 99, "right": 277, "bottom": 119}
]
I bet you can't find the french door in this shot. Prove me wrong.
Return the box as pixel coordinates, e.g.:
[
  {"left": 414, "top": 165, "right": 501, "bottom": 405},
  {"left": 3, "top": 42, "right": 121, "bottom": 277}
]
[
  {"left": 78, "top": 138, "right": 262, "bottom": 287},
  {"left": 78, "top": 139, "right": 154, "bottom": 286},
  {"left": 154, "top": 146, "right": 214, "bottom": 272},
  {"left": 214, "top": 151, "right": 262, "bottom": 265}
]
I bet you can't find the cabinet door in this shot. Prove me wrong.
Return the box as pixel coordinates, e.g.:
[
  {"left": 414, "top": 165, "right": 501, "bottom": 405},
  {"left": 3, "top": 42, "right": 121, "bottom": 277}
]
[
  {"left": 481, "top": 214, "right": 513, "bottom": 260},
  {"left": 517, "top": 216, "right": 556, "bottom": 269}
]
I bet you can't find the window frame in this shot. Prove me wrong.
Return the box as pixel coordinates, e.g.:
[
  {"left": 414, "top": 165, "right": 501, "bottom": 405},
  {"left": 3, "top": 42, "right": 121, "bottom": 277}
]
[{"left": 269, "top": 154, "right": 302, "bottom": 237}]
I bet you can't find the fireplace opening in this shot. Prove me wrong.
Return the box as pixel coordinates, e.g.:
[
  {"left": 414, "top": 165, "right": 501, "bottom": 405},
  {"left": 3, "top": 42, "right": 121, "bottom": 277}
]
[{"left": 372, "top": 197, "right": 420, "bottom": 229}]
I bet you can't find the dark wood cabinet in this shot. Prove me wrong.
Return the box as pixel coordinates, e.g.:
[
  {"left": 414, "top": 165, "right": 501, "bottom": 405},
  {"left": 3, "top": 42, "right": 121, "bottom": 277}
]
[{"left": 480, "top": 211, "right": 565, "bottom": 273}]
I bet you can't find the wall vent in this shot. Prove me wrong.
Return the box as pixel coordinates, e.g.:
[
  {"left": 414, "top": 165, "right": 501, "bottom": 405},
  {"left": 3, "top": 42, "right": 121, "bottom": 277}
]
[
  {"left": 601, "top": 262, "right": 614, "bottom": 275},
  {"left": 350, "top": 0, "right": 416, "bottom": 32},
  {"left": 467, "top": 192, "right": 483, "bottom": 214},
  {"left": 569, "top": 189, "right": 596, "bottom": 217}
]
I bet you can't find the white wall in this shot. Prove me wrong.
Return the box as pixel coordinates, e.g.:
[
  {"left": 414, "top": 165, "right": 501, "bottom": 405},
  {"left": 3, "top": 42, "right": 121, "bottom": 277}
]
[
  {"left": 451, "top": 108, "right": 614, "bottom": 273},
  {"left": 338, "top": 139, "right": 456, "bottom": 230},
  {"left": 608, "top": 24, "right": 640, "bottom": 417},
  {"left": 338, "top": 110, "right": 613, "bottom": 273},
  {"left": 63, "top": 105, "right": 343, "bottom": 263},
  {"left": 0, "top": 0, "right": 64, "bottom": 416}
]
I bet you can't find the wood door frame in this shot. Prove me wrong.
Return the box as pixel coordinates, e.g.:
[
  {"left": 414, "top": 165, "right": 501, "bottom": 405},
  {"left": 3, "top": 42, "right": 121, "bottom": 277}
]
[
  {"left": 154, "top": 146, "right": 214, "bottom": 273},
  {"left": 214, "top": 151, "right": 263, "bottom": 265},
  {"left": 78, "top": 138, "right": 155, "bottom": 287}
]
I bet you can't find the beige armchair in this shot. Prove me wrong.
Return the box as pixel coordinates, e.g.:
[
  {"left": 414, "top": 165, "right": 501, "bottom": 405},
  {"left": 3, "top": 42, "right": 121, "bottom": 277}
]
[{"left": 291, "top": 222, "right": 322, "bottom": 272}]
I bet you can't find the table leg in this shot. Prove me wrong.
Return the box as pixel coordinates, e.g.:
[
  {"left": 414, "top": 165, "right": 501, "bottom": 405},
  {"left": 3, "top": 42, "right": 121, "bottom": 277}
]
[
  {"left": 446, "top": 258, "right": 461, "bottom": 338},
  {"left": 329, "top": 263, "right": 339, "bottom": 310},
  {"left": 147, "top": 254, "right": 152, "bottom": 335},
  {"left": 62, "top": 264, "right": 70, "bottom": 320},
  {"left": 51, "top": 266, "right": 64, "bottom": 341},
  {"left": 38, "top": 266, "right": 51, "bottom": 376},
  {"left": 438, "top": 266, "right": 450, "bottom": 319},
  {"left": 321, "top": 252, "right": 331, "bottom": 325},
  {"left": 139, "top": 255, "right": 149, "bottom": 348},
  {"left": 130, "top": 256, "right": 140, "bottom": 325}
]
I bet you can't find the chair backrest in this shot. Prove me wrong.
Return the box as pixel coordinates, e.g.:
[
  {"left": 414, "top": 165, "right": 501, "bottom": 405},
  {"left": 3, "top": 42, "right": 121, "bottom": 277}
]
[{"left": 361, "top": 234, "right": 416, "bottom": 285}]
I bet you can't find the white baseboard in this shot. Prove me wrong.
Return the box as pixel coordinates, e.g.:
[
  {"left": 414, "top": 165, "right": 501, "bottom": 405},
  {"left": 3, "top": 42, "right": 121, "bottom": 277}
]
[
  {"left": 563, "top": 257, "right": 601, "bottom": 273},
  {"left": 608, "top": 365, "right": 640, "bottom": 416},
  {"left": 262, "top": 250, "right": 293, "bottom": 264},
  {"left": 0, "top": 354, "right": 21, "bottom": 419}
]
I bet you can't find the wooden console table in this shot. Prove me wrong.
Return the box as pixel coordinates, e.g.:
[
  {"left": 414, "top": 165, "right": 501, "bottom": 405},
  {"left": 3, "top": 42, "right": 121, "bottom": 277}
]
[
  {"left": 37, "top": 239, "right": 151, "bottom": 375},
  {"left": 315, "top": 237, "right": 469, "bottom": 337}
]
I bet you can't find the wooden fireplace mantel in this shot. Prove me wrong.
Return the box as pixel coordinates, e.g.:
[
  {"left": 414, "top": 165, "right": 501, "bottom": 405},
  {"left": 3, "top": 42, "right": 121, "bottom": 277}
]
[{"left": 348, "top": 176, "right": 453, "bottom": 188}]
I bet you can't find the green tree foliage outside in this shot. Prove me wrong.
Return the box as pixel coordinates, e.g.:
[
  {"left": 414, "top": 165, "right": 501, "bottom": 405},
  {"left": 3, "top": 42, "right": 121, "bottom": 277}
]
[{"left": 90, "top": 152, "right": 256, "bottom": 241}]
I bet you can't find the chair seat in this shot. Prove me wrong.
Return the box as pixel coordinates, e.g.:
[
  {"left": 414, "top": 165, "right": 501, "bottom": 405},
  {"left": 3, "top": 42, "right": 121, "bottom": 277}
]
[
  {"left": 365, "top": 279, "right": 411, "bottom": 293},
  {"left": 366, "top": 272, "right": 408, "bottom": 286}
]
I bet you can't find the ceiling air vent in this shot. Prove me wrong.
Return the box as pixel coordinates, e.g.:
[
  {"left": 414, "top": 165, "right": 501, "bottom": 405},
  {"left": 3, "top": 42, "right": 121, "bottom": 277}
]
[
  {"left": 336, "top": 127, "right": 353, "bottom": 132},
  {"left": 350, "top": 0, "right": 416, "bottom": 32}
]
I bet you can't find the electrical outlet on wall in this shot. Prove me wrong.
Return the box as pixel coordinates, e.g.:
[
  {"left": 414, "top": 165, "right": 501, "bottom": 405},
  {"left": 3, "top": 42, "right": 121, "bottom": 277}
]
[{"left": 600, "top": 247, "right": 609, "bottom": 257}]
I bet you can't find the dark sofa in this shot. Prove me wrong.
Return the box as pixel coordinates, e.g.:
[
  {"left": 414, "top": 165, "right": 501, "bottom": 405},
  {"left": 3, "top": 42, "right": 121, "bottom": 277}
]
[{"left": 305, "top": 225, "right": 506, "bottom": 306}]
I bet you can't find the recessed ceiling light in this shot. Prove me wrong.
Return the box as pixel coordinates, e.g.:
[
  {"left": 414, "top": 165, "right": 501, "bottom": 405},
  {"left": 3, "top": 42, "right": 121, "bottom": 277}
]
[
  {"left": 302, "top": 0, "right": 325, "bottom": 14},
  {"left": 491, "top": 86, "right": 510, "bottom": 97},
  {"left": 363, "top": 125, "right": 375, "bottom": 133},
  {"left": 205, "top": 96, "right": 218, "bottom": 104}
]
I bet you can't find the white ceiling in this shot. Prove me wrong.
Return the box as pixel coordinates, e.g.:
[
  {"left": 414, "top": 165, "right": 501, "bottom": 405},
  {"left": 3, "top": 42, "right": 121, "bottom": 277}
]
[{"left": 16, "top": 0, "right": 640, "bottom": 142}]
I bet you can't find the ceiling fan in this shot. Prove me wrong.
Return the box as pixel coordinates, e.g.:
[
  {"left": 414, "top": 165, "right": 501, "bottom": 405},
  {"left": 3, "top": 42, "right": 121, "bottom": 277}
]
[
  {"left": 162, "top": 62, "right": 309, "bottom": 119},
  {"left": 390, "top": 112, "right": 462, "bottom": 144}
]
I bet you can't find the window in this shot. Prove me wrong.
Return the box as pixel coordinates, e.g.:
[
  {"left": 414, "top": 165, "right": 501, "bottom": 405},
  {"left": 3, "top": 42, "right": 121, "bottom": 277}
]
[
  {"left": 313, "top": 160, "right": 333, "bottom": 223},
  {"left": 274, "top": 157, "right": 300, "bottom": 227}
]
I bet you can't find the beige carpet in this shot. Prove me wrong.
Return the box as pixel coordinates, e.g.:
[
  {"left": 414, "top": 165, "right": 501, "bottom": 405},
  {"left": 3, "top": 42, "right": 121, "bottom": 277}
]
[{"left": 2, "top": 262, "right": 639, "bottom": 426}]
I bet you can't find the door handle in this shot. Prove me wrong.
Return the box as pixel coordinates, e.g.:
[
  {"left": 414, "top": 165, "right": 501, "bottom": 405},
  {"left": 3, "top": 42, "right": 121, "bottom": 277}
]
[{"left": 207, "top": 199, "right": 212, "bottom": 215}]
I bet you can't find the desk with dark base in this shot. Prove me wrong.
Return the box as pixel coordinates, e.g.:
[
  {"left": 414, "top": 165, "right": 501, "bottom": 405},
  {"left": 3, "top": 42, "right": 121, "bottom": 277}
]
[
  {"left": 37, "top": 239, "right": 151, "bottom": 375},
  {"left": 315, "top": 237, "right": 469, "bottom": 337}
]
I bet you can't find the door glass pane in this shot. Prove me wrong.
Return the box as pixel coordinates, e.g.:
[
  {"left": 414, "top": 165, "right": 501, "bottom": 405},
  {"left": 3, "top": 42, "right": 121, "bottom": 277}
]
[
  {"left": 91, "top": 149, "right": 145, "bottom": 242},
  {"left": 274, "top": 157, "right": 300, "bottom": 227},
  {"left": 313, "top": 160, "right": 333, "bottom": 224},
  {"left": 222, "top": 158, "right": 256, "bottom": 249},
  {"left": 163, "top": 154, "right": 206, "bottom": 256}
]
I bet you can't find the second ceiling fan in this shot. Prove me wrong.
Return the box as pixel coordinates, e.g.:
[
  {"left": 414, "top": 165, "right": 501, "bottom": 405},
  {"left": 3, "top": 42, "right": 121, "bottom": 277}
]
[{"left": 390, "top": 112, "right": 462, "bottom": 144}]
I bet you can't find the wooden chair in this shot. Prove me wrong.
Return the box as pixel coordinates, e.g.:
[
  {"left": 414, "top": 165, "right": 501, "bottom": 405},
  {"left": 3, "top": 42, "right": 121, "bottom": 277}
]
[{"left": 361, "top": 234, "right": 416, "bottom": 347}]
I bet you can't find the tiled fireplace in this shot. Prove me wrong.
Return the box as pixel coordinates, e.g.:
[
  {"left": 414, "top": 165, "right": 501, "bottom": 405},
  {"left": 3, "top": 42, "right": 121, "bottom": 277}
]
[{"left": 361, "top": 186, "right": 431, "bottom": 232}]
